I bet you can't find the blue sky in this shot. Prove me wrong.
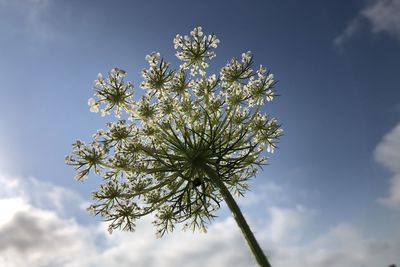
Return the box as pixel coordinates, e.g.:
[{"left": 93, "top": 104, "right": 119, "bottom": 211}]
[{"left": 0, "top": 0, "right": 400, "bottom": 266}]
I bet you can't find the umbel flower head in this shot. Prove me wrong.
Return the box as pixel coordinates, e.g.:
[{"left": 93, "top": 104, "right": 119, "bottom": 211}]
[{"left": 66, "top": 26, "right": 282, "bottom": 239}]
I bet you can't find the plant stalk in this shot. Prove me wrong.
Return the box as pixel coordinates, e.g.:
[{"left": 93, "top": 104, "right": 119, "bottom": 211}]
[{"left": 202, "top": 164, "right": 272, "bottom": 267}]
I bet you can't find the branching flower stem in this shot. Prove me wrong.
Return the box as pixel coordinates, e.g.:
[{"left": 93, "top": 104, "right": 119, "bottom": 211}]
[{"left": 202, "top": 164, "right": 272, "bottom": 267}]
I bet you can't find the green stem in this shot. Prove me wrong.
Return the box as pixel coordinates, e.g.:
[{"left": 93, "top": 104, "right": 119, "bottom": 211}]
[{"left": 202, "top": 164, "right": 272, "bottom": 267}]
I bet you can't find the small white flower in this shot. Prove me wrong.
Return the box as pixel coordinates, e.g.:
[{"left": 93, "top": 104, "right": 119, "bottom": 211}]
[
  {"left": 197, "top": 26, "right": 203, "bottom": 36},
  {"left": 94, "top": 79, "right": 103, "bottom": 89},
  {"left": 90, "top": 106, "right": 99, "bottom": 113},
  {"left": 257, "top": 65, "right": 266, "bottom": 77},
  {"left": 241, "top": 51, "right": 252, "bottom": 62},
  {"left": 190, "top": 66, "right": 197, "bottom": 76},
  {"left": 267, "top": 144, "right": 275, "bottom": 153},
  {"left": 101, "top": 109, "right": 109, "bottom": 117},
  {"left": 201, "top": 61, "right": 209, "bottom": 69},
  {"left": 209, "top": 74, "right": 216, "bottom": 83},
  {"left": 145, "top": 52, "right": 161, "bottom": 67},
  {"left": 88, "top": 98, "right": 96, "bottom": 106},
  {"left": 88, "top": 98, "right": 99, "bottom": 113}
]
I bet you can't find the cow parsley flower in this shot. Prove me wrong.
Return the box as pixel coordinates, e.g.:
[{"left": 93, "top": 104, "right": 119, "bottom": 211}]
[{"left": 67, "top": 27, "right": 281, "bottom": 267}]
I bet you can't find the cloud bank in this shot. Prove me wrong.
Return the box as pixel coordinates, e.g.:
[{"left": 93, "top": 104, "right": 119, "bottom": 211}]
[
  {"left": 334, "top": 0, "right": 400, "bottom": 46},
  {"left": 0, "top": 174, "right": 399, "bottom": 267},
  {"left": 375, "top": 123, "right": 400, "bottom": 208}
]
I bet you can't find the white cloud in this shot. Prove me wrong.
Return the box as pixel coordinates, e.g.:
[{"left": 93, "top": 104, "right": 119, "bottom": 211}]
[
  {"left": 334, "top": 0, "right": 400, "bottom": 46},
  {"left": 238, "top": 181, "right": 285, "bottom": 207},
  {"left": 374, "top": 123, "right": 400, "bottom": 208},
  {"left": 0, "top": 175, "right": 98, "bottom": 266},
  {"left": 0, "top": 174, "right": 399, "bottom": 267},
  {"left": 0, "top": 199, "right": 97, "bottom": 267},
  {"left": 0, "top": 174, "right": 86, "bottom": 216},
  {"left": 0, "top": 174, "right": 264, "bottom": 267},
  {"left": 0, "top": 0, "right": 60, "bottom": 45},
  {"left": 363, "top": 0, "right": 400, "bottom": 37},
  {"left": 73, "top": 218, "right": 253, "bottom": 267},
  {"left": 266, "top": 205, "right": 308, "bottom": 244},
  {"left": 0, "top": 198, "right": 29, "bottom": 227},
  {"left": 274, "top": 223, "right": 400, "bottom": 267}
]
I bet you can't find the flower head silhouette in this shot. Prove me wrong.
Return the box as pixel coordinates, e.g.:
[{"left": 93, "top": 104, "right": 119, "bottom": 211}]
[{"left": 66, "top": 26, "right": 282, "bottom": 267}]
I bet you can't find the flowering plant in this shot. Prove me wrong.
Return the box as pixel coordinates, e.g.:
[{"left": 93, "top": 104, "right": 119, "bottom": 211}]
[{"left": 66, "top": 26, "right": 282, "bottom": 267}]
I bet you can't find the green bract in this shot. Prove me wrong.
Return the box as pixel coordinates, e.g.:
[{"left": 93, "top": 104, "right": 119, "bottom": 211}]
[{"left": 66, "top": 27, "right": 282, "bottom": 240}]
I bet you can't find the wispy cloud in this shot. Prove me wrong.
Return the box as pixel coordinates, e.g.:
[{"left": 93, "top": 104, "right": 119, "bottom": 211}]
[
  {"left": 374, "top": 123, "right": 400, "bottom": 209},
  {"left": 0, "top": 0, "right": 50, "bottom": 21},
  {"left": 0, "top": 0, "right": 60, "bottom": 45},
  {"left": 334, "top": 0, "right": 400, "bottom": 46},
  {"left": 334, "top": 16, "right": 365, "bottom": 47}
]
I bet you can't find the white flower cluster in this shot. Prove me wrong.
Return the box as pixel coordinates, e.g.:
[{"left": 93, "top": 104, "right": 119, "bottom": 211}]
[
  {"left": 245, "top": 71, "right": 275, "bottom": 107},
  {"left": 220, "top": 51, "right": 253, "bottom": 87},
  {"left": 89, "top": 68, "right": 134, "bottom": 117},
  {"left": 69, "top": 26, "right": 282, "bottom": 236},
  {"left": 140, "top": 53, "right": 174, "bottom": 96},
  {"left": 219, "top": 51, "right": 276, "bottom": 108},
  {"left": 65, "top": 140, "right": 107, "bottom": 181},
  {"left": 145, "top": 52, "right": 160, "bottom": 67},
  {"left": 251, "top": 114, "right": 282, "bottom": 153},
  {"left": 174, "top": 26, "right": 220, "bottom": 76}
]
